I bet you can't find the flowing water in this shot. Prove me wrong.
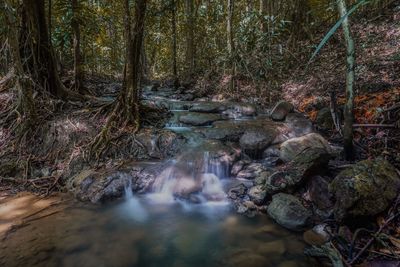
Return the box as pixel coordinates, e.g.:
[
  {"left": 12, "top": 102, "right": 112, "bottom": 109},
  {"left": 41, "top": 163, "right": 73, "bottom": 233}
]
[{"left": 0, "top": 103, "right": 317, "bottom": 267}]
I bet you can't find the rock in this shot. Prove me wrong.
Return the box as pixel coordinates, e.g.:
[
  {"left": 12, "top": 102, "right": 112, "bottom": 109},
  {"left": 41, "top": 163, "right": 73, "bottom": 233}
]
[
  {"left": 284, "top": 113, "right": 314, "bottom": 138},
  {"left": 267, "top": 193, "right": 312, "bottom": 231},
  {"left": 256, "top": 239, "right": 286, "bottom": 255},
  {"left": 265, "top": 148, "right": 331, "bottom": 194},
  {"left": 228, "top": 184, "right": 247, "bottom": 200},
  {"left": 308, "top": 176, "right": 333, "bottom": 210},
  {"left": 248, "top": 185, "right": 267, "bottom": 205},
  {"left": 329, "top": 159, "right": 400, "bottom": 220},
  {"left": 179, "top": 112, "right": 223, "bottom": 126},
  {"left": 254, "top": 171, "right": 271, "bottom": 186},
  {"left": 236, "top": 163, "right": 265, "bottom": 180},
  {"left": 279, "top": 133, "right": 331, "bottom": 162},
  {"left": 316, "top": 107, "right": 334, "bottom": 130},
  {"left": 263, "top": 145, "right": 281, "bottom": 158},
  {"left": 270, "top": 101, "right": 294, "bottom": 121},
  {"left": 303, "top": 224, "right": 330, "bottom": 246},
  {"left": 224, "top": 103, "right": 258, "bottom": 118},
  {"left": 231, "top": 160, "right": 251, "bottom": 176},
  {"left": 202, "top": 121, "right": 245, "bottom": 141},
  {"left": 190, "top": 102, "right": 225, "bottom": 113},
  {"left": 240, "top": 129, "right": 276, "bottom": 158}
]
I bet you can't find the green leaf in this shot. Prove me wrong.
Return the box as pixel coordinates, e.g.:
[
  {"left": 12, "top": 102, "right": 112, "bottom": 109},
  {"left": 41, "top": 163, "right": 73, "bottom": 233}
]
[{"left": 307, "top": 0, "right": 370, "bottom": 66}]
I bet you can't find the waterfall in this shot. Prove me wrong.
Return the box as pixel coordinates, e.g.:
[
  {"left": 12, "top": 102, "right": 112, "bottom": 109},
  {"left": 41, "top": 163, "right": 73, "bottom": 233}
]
[
  {"left": 148, "top": 152, "right": 227, "bottom": 205},
  {"left": 121, "top": 181, "right": 148, "bottom": 222}
]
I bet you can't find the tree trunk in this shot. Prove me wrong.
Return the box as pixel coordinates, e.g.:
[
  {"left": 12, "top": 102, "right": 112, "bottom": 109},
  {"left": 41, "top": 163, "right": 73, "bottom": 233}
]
[
  {"left": 337, "top": 0, "right": 355, "bottom": 160},
  {"left": 72, "top": 0, "right": 84, "bottom": 93},
  {"left": 123, "top": 0, "right": 147, "bottom": 126},
  {"left": 227, "top": 0, "right": 235, "bottom": 91},
  {"left": 48, "top": 0, "right": 52, "bottom": 42},
  {"left": 185, "top": 0, "right": 195, "bottom": 79},
  {"left": 20, "top": 0, "right": 74, "bottom": 99},
  {"left": 259, "top": 0, "right": 268, "bottom": 32},
  {"left": 171, "top": 0, "right": 178, "bottom": 83}
]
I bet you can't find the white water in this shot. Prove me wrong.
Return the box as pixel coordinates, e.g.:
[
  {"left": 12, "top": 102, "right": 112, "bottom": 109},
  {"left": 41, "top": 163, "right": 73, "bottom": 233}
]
[
  {"left": 121, "top": 182, "right": 148, "bottom": 222},
  {"left": 147, "top": 152, "right": 228, "bottom": 206}
]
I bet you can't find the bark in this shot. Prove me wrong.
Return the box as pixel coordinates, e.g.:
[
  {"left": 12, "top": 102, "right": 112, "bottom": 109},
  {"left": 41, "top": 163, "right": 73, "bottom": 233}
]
[
  {"left": 20, "top": 0, "right": 73, "bottom": 99},
  {"left": 337, "top": 0, "right": 355, "bottom": 160},
  {"left": 227, "top": 0, "right": 235, "bottom": 91},
  {"left": 171, "top": 0, "right": 178, "bottom": 81},
  {"left": 72, "top": 0, "right": 84, "bottom": 93},
  {"left": 185, "top": 0, "right": 195, "bottom": 79},
  {"left": 48, "top": 0, "right": 52, "bottom": 42}
]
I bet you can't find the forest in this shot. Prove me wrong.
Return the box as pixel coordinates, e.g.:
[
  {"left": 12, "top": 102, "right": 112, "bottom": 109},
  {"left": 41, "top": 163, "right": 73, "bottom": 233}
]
[{"left": 0, "top": 0, "right": 399, "bottom": 266}]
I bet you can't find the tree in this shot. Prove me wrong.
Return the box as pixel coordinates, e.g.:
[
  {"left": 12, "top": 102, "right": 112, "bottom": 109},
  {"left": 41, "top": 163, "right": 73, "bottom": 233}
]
[
  {"left": 185, "top": 0, "right": 195, "bottom": 79},
  {"left": 171, "top": 0, "right": 178, "bottom": 84},
  {"left": 71, "top": 0, "right": 84, "bottom": 93},
  {"left": 20, "top": 0, "right": 76, "bottom": 99},
  {"left": 90, "top": 0, "right": 147, "bottom": 156},
  {"left": 259, "top": 0, "right": 267, "bottom": 32},
  {"left": 227, "top": 0, "right": 235, "bottom": 91},
  {"left": 337, "top": 0, "right": 355, "bottom": 160}
]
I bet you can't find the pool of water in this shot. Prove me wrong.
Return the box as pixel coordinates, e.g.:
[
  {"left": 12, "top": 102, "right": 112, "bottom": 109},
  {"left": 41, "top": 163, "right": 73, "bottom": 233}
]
[{"left": 0, "top": 193, "right": 315, "bottom": 267}]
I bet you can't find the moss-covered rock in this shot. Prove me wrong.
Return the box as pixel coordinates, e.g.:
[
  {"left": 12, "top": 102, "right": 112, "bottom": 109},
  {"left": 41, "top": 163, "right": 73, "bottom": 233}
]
[{"left": 329, "top": 159, "right": 400, "bottom": 220}]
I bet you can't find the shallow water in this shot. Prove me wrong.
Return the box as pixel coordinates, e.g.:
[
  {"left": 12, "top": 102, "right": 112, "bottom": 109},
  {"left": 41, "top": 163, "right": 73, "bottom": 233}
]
[{"left": 0, "top": 194, "right": 315, "bottom": 267}]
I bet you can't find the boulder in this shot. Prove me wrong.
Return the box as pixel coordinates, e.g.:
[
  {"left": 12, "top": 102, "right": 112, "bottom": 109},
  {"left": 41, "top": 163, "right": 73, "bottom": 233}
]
[
  {"left": 179, "top": 112, "right": 223, "bottom": 126},
  {"left": 248, "top": 185, "right": 267, "bottom": 205},
  {"left": 236, "top": 163, "right": 266, "bottom": 180},
  {"left": 267, "top": 193, "right": 312, "bottom": 231},
  {"left": 240, "top": 128, "right": 276, "bottom": 158},
  {"left": 228, "top": 184, "right": 247, "bottom": 200},
  {"left": 190, "top": 102, "right": 225, "bottom": 113},
  {"left": 308, "top": 176, "right": 333, "bottom": 211},
  {"left": 202, "top": 121, "right": 245, "bottom": 141},
  {"left": 284, "top": 113, "right": 314, "bottom": 138},
  {"left": 329, "top": 159, "right": 400, "bottom": 220},
  {"left": 265, "top": 148, "right": 331, "bottom": 194},
  {"left": 316, "top": 107, "right": 334, "bottom": 130},
  {"left": 279, "top": 133, "right": 331, "bottom": 162},
  {"left": 270, "top": 101, "right": 294, "bottom": 121}
]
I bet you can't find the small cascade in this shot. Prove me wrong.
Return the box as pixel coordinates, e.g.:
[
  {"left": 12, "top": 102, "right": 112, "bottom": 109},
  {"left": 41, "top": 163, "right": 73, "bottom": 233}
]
[
  {"left": 147, "top": 151, "right": 228, "bottom": 205},
  {"left": 121, "top": 182, "right": 148, "bottom": 222}
]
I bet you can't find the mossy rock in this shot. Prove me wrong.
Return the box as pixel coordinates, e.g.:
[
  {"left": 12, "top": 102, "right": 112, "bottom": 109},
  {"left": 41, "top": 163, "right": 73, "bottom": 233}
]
[{"left": 329, "top": 159, "right": 400, "bottom": 220}]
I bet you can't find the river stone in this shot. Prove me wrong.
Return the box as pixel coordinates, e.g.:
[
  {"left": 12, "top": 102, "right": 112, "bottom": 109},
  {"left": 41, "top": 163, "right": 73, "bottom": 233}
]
[
  {"left": 329, "top": 159, "right": 400, "bottom": 220},
  {"left": 179, "top": 112, "right": 223, "bottom": 126},
  {"left": 279, "top": 133, "right": 331, "bottom": 162},
  {"left": 267, "top": 193, "right": 312, "bottom": 231},
  {"left": 240, "top": 128, "right": 276, "bottom": 158},
  {"left": 236, "top": 163, "right": 265, "bottom": 180},
  {"left": 265, "top": 148, "right": 331, "bottom": 194},
  {"left": 270, "top": 101, "right": 294, "bottom": 121},
  {"left": 284, "top": 113, "right": 314, "bottom": 138},
  {"left": 190, "top": 102, "right": 225, "bottom": 113},
  {"left": 316, "top": 107, "right": 334, "bottom": 130},
  {"left": 202, "top": 121, "right": 245, "bottom": 141},
  {"left": 308, "top": 176, "right": 333, "bottom": 211},
  {"left": 248, "top": 185, "right": 267, "bottom": 205},
  {"left": 228, "top": 184, "right": 247, "bottom": 200}
]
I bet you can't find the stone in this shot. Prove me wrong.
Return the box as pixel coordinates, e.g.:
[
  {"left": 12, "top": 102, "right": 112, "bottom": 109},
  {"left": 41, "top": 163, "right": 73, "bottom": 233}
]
[
  {"left": 284, "top": 113, "right": 314, "bottom": 138},
  {"left": 190, "top": 102, "right": 226, "bottom": 113},
  {"left": 308, "top": 176, "right": 333, "bottom": 210},
  {"left": 228, "top": 184, "right": 247, "bottom": 200},
  {"left": 279, "top": 133, "right": 331, "bottom": 162},
  {"left": 264, "top": 148, "right": 331, "bottom": 194},
  {"left": 236, "top": 163, "right": 265, "bottom": 180},
  {"left": 231, "top": 160, "right": 251, "bottom": 176},
  {"left": 179, "top": 112, "right": 223, "bottom": 126},
  {"left": 270, "top": 101, "right": 294, "bottom": 121},
  {"left": 239, "top": 128, "right": 276, "bottom": 158},
  {"left": 248, "top": 185, "right": 267, "bottom": 205},
  {"left": 316, "top": 107, "right": 334, "bottom": 130},
  {"left": 329, "top": 159, "right": 400, "bottom": 220},
  {"left": 267, "top": 193, "right": 312, "bottom": 231},
  {"left": 303, "top": 224, "right": 330, "bottom": 246}
]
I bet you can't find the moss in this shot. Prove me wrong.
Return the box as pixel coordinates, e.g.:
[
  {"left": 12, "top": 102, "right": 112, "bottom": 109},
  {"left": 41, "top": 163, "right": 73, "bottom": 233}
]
[{"left": 330, "top": 158, "right": 400, "bottom": 220}]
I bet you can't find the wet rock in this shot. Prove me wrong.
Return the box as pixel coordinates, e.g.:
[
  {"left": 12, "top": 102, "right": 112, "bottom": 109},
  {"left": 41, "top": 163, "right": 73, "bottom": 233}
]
[
  {"left": 231, "top": 160, "right": 251, "bottom": 176},
  {"left": 202, "top": 121, "right": 245, "bottom": 141},
  {"left": 239, "top": 129, "right": 276, "bottom": 158},
  {"left": 267, "top": 193, "right": 312, "bottom": 231},
  {"left": 254, "top": 171, "right": 271, "bottom": 186},
  {"left": 190, "top": 102, "right": 226, "bottom": 113},
  {"left": 236, "top": 163, "right": 266, "bottom": 180},
  {"left": 263, "top": 145, "right": 281, "bottom": 158},
  {"left": 270, "top": 101, "right": 294, "bottom": 121},
  {"left": 303, "top": 224, "right": 330, "bottom": 246},
  {"left": 316, "top": 107, "right": 334, "bottom": 130},
  {"left": 248, "top": 185, "right": 267, "bottom": 205},
  {"left": 308, "top": 176, "right": 334, "bottom": 211},
  {"left": 228, "top": 184, "right": 247, "bottom": 200},
  {"left": 179, "top": 112, "right": 224, "bottom": 126},
  {"left": 284, "top": 113, "right": 314, "bottom": 138},
  {"left": 265, "top": 148, "right": 331, "bottom": 194},
  {"left": 279, "top": 133, "right": 331, "bottom": 162},
  {"left": 329, "top": 159, "right": 400, "bottom": 220}
]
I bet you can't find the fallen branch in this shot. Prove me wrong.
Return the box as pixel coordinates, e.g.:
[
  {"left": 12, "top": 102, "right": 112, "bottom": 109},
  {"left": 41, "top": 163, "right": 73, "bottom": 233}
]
[{"left": 352, "top": 124, "right": 397, "bottom": 128}]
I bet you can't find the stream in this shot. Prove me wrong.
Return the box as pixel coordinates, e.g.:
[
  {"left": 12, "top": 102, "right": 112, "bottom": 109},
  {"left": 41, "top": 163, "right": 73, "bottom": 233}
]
[{"left": 1, "top": 86, "right": 319, "bottom": 267}]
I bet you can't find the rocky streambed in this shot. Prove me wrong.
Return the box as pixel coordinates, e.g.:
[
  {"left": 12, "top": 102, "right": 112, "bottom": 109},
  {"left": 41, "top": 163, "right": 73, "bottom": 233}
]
[{"left": 2, "top": 85, "right": 400, "bottom": 267}]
